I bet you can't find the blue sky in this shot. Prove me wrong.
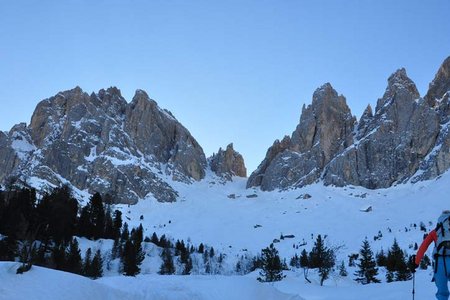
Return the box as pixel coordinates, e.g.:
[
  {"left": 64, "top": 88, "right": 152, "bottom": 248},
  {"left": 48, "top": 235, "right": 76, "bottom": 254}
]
[{"left": 1, "top": 1, "right": 450, "bottom": 173}]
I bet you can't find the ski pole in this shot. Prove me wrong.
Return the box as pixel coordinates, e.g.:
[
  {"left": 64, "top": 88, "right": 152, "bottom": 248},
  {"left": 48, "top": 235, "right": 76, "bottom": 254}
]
[{"left": 412, "top": 271, "right": 415, "bottom": 300}]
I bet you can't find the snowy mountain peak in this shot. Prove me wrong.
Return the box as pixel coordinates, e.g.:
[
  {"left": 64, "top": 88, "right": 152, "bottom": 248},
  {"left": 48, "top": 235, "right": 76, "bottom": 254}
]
[
  {"left": 0, "top": 86, "right": 209, "bottom": 204},
  {"left": 251, "top": 57, "right": 450, "bottom": 191}
]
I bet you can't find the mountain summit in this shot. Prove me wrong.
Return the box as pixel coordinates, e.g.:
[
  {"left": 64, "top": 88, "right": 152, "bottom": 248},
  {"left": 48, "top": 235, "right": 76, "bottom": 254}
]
[
  {"left": 0, "top": 87, "right": 211, "bottom": 203},
  {"left": 249, "top": 56, "right": 450, "bottom": 191}
]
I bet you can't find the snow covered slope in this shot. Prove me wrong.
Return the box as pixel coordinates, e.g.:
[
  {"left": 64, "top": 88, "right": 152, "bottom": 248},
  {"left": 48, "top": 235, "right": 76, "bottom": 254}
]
[{"left": 2, "top": 169, "right": 449, "bottom": 299}]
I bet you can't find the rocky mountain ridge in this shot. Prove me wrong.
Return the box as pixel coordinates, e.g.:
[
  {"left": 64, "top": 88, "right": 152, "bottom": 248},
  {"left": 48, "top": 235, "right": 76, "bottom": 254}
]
[
  {"left": 1, "top": 57, "right": 449, "bottom": 202},
  {"left": 248, "top": 56, "right": 450, "bottom": 191},
  {"left": 0, "top": 87, "right": 246, "bottom": 204}
]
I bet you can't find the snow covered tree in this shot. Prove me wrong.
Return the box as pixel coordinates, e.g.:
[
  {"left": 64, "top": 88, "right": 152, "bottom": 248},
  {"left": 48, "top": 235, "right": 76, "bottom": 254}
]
[
  {"left": 339, "top": 261, "right": 348, "bottom": 277},
  {"left": 257, "top": 243, "right": 285, "bottom": 282},
  {"left": 354, "top": 238, "right": 380, "bottom": 284}
]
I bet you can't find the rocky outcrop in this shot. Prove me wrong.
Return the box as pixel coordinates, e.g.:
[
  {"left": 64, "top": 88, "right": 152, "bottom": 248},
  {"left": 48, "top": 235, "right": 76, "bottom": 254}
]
[
  {"left": 425, "top": 57, "right": 450, "bottom": 107},
  {"left": 247, "top": 83, "right": 355, "bottom": 190},
  {"left": 0, "top": 87, "right": 207, "bottom": 204},
  {"left": 249, "top": 57, "right": 450, "bottom": 191},
  {"left": 209, "top": 143, "right": 247, "bottom": 179},
  {"left": 412, "top": 57, "right": 450, "bottom": 182},
  {"left": 324, "top": 69, "right": 440, "bottom": 188}
]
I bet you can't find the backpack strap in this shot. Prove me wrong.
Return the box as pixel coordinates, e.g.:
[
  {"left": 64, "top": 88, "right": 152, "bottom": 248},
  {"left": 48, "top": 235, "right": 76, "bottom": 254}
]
[{"left": 436, "top": 216, "right": 450, "bottom": 237}]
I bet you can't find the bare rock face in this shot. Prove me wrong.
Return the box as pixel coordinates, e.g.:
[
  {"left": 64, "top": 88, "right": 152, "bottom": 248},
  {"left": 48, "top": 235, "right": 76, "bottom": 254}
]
[
  {"left": 209, "top": 143, "right": 247, "bottom": 179},
  {"left": 1, "top": 87, "right": 207, "bottom": 203},
  {"left": 249, "top": 57, "right": 450, "bottom": 191},
  {"left": 324, "top": 69, "right": 440, "bottom": 188},
  {"left": 247, "top": 84, "right": 355, "bottom": 190},
  {"left": 412, "top": 57, "right": 450, "bottom": 182},
  {"left": 246, "top": 136, "right": 291, "bottom": 188},
  {"left": 425, "top": 56, "right": 450, "bottom": 107}
]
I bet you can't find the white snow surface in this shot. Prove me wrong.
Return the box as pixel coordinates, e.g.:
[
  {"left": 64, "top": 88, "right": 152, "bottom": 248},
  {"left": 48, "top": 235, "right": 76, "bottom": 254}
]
[{"left": 3, "top": 169, "right": 450, "bottom": 299}]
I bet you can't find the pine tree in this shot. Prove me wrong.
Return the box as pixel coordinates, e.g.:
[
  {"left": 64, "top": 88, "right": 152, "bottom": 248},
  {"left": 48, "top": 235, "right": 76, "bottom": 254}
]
[
  {"left": 420, "top": 254, "right": 431, "bottom": 269},
  {"left": 0, "top": 235, "right": 17, "bottom": 261},
  {"left": 309, "top": 235, "right": 335, "bottom": 286},
  {"left": 121, "top": 223, "right": 129, "bottom": 242},
  {"left": 104, "top": 207, "right": 114, "bottom": 239},
  {"left": 90, "top": 250, "right": 103, "bottom": 279},
  {"left": 183, "top": 257, "right": 193, "bottom": 275},
  {"left": 290, "top": 254, "right": 300, "bottom": 268},
  {"left": 339, "top": 261, "right": 348, "bottom": 277},
  {"left": 150, "top": 232, "right": 159, "bottom": 245},
  {"left": 198, "top": 243, "right": 204, "bottom": 254},
  {"left": 300, "top": 249, "right": 310, "bottom": 282},
  {"left": 52, "top": 244, "right": 66, "bottom": 271},
  {"left": 376, "top": 249, "right": 387, "bottom": 267},
  {"left": 122, "top": 239, "right": 144, "bottom": 276},
  {"left": 159, "top": 247, "right": 175, "bottom": 275},
  {"left": 66, "top": 238, "right": 82, "bottom": 274},
  {"left": 131, "top": 224, "right": 144, "bottom": 247},
  {"left": 386, "top": 239, "right": 411, "bottom": 282},
  {"left": 257, "top": 243, "right": 285, "bottom": 282},
  {"left": 78, "top": 205, "right": 93, "bottom": 239},
  {"left": 354, "top": 238, "right": 380, "bottom": 284},
  {"left": 83, "top": 248, "right": 92, "bottom": 277},
  {"left": 112, "top": 210, "right": 123, "bottom": 240},
  {"left": 395, "top": 251, "right": 411, "bottom": 281},
  {"left": 111, "top": 238, "right": 121, "bottom": 260},
  {"left": 90, "top": 193, "right": 105, "bottom": 239}
]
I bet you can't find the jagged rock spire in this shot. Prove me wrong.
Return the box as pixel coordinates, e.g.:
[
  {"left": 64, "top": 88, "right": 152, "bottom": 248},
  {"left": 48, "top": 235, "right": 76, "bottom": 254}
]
[{"left": 209, "top": 143, "right": 247, "bottom": 179}]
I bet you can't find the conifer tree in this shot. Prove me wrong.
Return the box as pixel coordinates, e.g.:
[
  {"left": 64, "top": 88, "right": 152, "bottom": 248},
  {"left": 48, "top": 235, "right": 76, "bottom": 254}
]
[
  {"left": 111, "top": 238, "right": 121, "bottom": 260},
  {"left": 122, "top": 239, "right": 144, "bottom": 276},
  {"left": 386, "top": 239, "right": 411, "bottom": 282},
  {"left": 90, "top": 193, "right": 105, "bottom": 239},
  {"left": 182, "top": 256, "right": 193, "bottom": 275},
  {"left": 121, "top": 223, "right": 129, "bottom": 242},
  {"left": 52, "top": 244, "right": 66, "bottom": 271},
  {"left": 90, "top": 249, "right": 103, "bottom": 279},
  {"left": 257, "top": 243, "right": 285, "bottom": 282},
  {"left": 83, "top": 248, "right": 92, "bottom": 277},
  {"left": 159, "top": 247, "right": 175, "bottom": 275},
  {"left": 112, "top": 210, "right": 123, "bottom": 240},
  {"left": 66, "top": 238, "right": 82, "bottom": 274},
  {"left": 309, "top": 235, "right": 335, "bottom": 286},
  {"left": 150, "top": 232, "right": 159, "bottom": 245},
  {"left": 419, "top": 254, "right": 431, "bottom": 269},
  {"left": 300, "top": 249, "right": 310, "bottom": 282},
  {"left": 376, "top": 249, "right": 387, "bottom": 267},
  {"left": 339, "top": 261, "right": 348, "bottom": 277},
  {"left": 354, "top": 238, "right": 380, "bottom": 284},
  {"left": 104, "top": 207, "right": 114, "bottom": 240}
]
